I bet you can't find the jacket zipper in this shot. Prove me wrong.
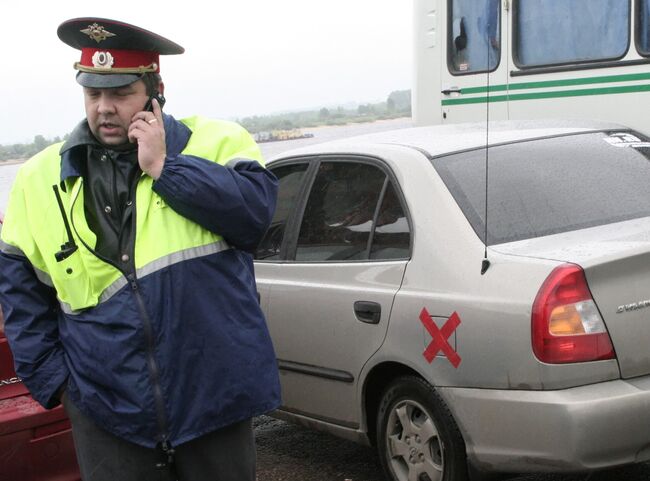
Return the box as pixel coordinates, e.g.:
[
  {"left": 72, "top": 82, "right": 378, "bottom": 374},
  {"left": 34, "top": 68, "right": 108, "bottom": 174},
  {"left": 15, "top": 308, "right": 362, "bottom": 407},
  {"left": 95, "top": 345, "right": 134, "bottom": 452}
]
[
  {"left": 128, "top": 274, "right": 173, "bottom": 458},
  {"left": 67, "top": 177, "right": 172, "bottom": 452}
]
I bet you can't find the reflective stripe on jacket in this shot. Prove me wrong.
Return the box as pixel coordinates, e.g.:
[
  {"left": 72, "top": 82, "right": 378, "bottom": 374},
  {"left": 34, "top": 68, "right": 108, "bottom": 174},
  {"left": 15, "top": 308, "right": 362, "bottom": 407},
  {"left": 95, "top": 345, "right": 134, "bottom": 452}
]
[{"left": 0, "top": 114, "right": 281, "bottom": 447}]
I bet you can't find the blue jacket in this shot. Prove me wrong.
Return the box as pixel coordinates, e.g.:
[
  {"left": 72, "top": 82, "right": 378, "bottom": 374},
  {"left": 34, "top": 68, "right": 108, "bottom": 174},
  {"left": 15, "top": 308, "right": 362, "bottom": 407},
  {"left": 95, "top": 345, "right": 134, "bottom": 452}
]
[{"left": 0, "top": 114, "right": 281, "bottom": 448}]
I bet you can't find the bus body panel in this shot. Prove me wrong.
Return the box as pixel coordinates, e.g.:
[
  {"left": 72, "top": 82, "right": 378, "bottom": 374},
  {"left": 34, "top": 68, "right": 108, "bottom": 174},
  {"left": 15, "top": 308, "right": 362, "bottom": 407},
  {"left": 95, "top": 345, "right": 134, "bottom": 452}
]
[{"left": 414, "top": 0, "right": 650, "bottom": 133}]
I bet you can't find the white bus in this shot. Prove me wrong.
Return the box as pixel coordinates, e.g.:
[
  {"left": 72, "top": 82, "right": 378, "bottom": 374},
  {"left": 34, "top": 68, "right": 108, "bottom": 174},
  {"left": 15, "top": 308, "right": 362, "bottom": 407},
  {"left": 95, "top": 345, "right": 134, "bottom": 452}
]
[{"left": 413, "top": 0, "right": 650, "bottom": 133}]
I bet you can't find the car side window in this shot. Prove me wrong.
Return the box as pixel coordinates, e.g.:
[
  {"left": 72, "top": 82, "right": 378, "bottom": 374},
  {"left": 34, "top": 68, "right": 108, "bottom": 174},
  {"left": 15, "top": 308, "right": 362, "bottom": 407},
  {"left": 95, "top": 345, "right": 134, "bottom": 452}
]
[
  {"left": 370, "top": 181, "right": 410, "bottom": 260},
  {"left": 295, "top": 161, "right": 393, "bottom": 262},
  {"left": 255, "top": 163, "right": 309, "bottom": 260}
]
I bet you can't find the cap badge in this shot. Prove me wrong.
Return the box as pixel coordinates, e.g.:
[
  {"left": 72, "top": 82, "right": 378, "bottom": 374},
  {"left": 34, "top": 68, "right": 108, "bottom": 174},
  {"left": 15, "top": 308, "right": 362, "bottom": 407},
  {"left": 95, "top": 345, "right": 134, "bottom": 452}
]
[
  {"left": 81, "top": 23, "right": 116, "bottom": 43},
  {"left": 91, "top": 51, "right": 114, "bottom": 69}
]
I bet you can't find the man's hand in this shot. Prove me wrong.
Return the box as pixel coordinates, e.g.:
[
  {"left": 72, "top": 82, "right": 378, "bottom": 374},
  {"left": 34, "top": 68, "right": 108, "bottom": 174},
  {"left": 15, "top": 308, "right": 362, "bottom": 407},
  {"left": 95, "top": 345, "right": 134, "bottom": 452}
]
[{"left": 128, "top": 98, "right": 166, "bottom": 180}]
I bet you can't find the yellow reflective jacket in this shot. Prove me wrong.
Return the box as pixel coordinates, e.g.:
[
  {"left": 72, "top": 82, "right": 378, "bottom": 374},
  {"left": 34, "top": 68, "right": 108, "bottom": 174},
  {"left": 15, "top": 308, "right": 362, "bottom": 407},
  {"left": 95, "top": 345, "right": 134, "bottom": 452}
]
[{"left": 0, "top": 114, "right": 281, "bottom": 448}]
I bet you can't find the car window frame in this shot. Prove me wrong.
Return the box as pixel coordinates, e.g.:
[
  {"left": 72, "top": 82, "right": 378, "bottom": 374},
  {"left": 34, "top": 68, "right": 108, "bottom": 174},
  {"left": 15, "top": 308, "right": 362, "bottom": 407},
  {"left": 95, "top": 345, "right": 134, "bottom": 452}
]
[
  {"left": 259, "top": 154, "right": 413, "bottom": 263},
  {"left": 254, "top": 156, "right": 317, "bottom": 262}
]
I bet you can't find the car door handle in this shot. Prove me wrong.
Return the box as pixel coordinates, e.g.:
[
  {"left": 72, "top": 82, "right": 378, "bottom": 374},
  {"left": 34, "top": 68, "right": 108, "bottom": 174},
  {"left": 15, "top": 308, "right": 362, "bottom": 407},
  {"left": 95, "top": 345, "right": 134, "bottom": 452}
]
[
  {"left": 441, "top": 86, "right": 462, "bottom": 95},
  {"left": 354, "top": 301, "right": 381, "bottom": 324}
]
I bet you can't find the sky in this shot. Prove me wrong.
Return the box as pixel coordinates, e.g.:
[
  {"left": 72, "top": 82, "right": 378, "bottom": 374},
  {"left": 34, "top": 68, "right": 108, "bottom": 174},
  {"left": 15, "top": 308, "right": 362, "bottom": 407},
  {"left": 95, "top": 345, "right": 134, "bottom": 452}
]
[{"left": 0, "top": 1, "right": 412, "bottom": 145}]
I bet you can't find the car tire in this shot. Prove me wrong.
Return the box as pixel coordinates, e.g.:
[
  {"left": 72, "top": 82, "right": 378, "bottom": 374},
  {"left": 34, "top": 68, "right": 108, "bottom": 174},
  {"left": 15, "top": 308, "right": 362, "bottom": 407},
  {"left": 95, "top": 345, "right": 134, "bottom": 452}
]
[{"left": 376, "top": 376, "right": 469, "bottom": 481}]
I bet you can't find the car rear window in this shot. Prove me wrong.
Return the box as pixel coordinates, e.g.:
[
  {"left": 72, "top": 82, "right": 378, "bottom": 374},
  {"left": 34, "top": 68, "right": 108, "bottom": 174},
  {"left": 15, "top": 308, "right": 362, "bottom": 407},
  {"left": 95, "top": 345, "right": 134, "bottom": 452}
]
[{"left": 432, "top": 131, "right": 650, "bottom": 245}]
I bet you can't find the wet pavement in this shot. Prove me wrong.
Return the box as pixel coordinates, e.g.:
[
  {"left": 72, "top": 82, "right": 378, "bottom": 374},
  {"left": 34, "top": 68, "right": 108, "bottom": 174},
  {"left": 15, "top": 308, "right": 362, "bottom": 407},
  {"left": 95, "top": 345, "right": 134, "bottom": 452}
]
[
  {"left": 254, "top": 416, "right": 650, "bottom": 481},
  {"left": 255, "top": 415, "right": 382, "bottom": 481}
]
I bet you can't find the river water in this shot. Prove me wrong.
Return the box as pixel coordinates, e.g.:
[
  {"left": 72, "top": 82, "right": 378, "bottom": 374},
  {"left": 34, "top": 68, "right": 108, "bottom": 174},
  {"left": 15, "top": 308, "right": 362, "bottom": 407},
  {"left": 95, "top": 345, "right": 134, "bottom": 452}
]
[{"left": 0, "top": 117, "right": 412, "bottom": 214}]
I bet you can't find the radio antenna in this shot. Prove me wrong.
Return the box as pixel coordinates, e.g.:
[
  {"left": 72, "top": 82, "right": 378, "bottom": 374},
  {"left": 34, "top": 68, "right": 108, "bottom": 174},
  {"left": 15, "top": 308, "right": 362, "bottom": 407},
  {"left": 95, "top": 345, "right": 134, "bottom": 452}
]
[{"left": 481, "top": 11, "right": 493, "bottom": 276}]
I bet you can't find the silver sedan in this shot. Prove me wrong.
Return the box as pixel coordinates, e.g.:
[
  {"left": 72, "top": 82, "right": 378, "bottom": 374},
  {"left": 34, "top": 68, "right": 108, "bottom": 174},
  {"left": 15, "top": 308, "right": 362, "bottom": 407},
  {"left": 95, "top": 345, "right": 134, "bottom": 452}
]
[{"left": 253, "top": 120, "right": 650, "bottom": 481}]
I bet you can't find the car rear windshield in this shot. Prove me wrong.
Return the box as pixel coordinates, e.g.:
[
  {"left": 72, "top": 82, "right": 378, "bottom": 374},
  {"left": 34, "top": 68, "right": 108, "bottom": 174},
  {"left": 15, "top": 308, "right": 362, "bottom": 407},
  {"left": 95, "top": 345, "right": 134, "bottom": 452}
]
[{"left": 432, "top": 131, "right": 650, "bottom": 245}]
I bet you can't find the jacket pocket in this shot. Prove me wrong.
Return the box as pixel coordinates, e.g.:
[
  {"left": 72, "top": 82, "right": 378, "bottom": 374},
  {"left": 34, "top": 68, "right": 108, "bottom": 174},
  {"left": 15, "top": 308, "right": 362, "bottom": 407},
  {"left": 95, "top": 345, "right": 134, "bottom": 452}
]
[{"left": 48, "top": 251, "right": 96, "bottom": 312}]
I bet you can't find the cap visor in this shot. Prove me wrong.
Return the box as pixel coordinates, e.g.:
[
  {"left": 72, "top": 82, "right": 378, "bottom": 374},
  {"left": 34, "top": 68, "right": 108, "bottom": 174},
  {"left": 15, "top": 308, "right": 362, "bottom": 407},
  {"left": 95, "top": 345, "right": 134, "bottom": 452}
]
[{"left": 76, "top": 72, "right": 142, "bottom": 88}]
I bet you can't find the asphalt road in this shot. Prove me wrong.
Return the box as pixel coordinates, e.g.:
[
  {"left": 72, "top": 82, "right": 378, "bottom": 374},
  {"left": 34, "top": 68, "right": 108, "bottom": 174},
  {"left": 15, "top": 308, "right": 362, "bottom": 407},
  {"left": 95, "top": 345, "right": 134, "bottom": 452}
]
[{"left": 254, "top": 416, "right": 650, "bottom": 481}]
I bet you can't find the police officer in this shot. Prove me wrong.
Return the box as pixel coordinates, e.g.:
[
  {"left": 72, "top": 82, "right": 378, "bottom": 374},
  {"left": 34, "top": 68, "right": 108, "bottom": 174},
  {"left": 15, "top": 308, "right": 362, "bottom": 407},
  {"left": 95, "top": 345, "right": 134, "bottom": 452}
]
[{"left": 0, "top": 17, "right": 281, "bottom": 481}]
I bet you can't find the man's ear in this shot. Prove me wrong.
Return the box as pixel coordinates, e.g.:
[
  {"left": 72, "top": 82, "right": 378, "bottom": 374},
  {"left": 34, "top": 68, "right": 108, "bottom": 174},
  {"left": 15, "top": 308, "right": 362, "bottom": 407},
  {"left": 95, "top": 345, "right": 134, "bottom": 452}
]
[{"left": 158, "top": 82, "right": 165, "bottom": 96}]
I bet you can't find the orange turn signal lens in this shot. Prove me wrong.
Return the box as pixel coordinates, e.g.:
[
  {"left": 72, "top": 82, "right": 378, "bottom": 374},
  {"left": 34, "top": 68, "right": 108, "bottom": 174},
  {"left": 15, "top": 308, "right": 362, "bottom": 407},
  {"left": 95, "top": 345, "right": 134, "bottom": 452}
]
[{"left": 549, "top": 305, "right": 586, "bottom": 336}]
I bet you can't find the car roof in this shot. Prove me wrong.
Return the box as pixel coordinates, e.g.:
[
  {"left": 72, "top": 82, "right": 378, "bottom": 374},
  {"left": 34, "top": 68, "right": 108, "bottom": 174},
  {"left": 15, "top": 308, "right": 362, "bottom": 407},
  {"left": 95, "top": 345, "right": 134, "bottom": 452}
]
[{"left": 269, "top": 119, "right": 628, "bottom": 161}]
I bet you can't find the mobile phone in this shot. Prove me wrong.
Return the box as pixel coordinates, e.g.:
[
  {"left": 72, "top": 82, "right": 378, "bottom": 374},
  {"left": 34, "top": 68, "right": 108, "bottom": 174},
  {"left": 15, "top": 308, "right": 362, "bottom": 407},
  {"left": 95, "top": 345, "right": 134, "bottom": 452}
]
[{"left": 143, "top": 92, "right": 166, "bottom": 112}]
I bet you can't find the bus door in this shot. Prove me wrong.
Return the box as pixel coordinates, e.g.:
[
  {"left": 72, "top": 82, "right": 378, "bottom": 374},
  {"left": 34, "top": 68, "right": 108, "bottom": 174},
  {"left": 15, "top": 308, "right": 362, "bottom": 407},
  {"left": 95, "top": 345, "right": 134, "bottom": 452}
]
[{"left": 440, "top": 0, "right": 509, "bottom": 124}]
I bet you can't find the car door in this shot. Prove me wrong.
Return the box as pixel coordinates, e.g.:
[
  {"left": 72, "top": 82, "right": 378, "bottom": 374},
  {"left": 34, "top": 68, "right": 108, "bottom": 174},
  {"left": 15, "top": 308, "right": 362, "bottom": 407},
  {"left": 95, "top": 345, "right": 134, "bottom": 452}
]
[{"left": 255, "top": 156, "right": 411, "bottom": 427}]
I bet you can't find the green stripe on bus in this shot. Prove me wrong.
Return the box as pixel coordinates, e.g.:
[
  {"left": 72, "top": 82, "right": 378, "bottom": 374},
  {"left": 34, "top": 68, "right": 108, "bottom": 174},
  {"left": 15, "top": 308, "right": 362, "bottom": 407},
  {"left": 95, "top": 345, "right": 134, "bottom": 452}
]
[
  {"left": 460, "top": 72, "right": 650, "bottom": 95},
  {"left": 442, "top": 83, "right": 650, "bottom": 105}
]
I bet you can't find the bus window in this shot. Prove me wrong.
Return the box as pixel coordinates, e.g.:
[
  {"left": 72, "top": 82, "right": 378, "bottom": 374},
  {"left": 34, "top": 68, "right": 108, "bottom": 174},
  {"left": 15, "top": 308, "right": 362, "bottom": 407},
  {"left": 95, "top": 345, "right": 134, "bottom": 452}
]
[
  {"left": 448, "top": 0, "right": 500, "bottom": 74},
  {"left": 638, "top": 0, "right": 650, "bottom": 55},
  {"left": 514, "top": 0, "right": 630, "bottom": 67}
]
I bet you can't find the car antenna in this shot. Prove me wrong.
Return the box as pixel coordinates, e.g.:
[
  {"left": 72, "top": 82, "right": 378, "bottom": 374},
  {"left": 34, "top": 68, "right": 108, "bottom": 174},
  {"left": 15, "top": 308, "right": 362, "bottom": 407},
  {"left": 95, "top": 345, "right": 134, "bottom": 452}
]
[{"left": 481, "top": 14, "right": 492, "bottom": 276}]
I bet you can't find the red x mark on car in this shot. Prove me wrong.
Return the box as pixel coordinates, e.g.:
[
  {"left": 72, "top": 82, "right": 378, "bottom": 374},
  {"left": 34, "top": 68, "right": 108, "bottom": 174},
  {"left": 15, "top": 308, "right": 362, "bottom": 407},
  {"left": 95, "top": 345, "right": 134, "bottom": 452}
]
[{"left": 420, "top": 307, "right": 462, "bottom": 368}]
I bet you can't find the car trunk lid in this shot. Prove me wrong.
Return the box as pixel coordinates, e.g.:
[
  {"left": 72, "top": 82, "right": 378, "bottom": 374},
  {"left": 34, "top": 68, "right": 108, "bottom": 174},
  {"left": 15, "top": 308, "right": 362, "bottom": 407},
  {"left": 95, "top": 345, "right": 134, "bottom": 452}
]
[{"left": 495, "top": 217, "right": 650, "bottom": 378}]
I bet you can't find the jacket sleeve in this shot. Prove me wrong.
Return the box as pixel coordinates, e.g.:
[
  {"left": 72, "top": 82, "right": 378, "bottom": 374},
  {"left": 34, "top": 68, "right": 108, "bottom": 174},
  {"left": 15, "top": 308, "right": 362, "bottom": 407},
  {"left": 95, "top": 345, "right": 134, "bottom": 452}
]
[
  {"left": 0, "top": 165, "right": 70, "bottom": 409},
  {"left": 0, "top": 250, "right": 69, "bottom": 409},
  {"left": 152, "top": 125, "right": 278, "bottom": 252}
]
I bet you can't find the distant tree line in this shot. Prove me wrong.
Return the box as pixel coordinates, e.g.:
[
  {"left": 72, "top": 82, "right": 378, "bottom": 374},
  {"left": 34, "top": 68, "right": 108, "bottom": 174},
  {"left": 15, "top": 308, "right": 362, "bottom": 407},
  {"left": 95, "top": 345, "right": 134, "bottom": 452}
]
[
  {"left": 0, "top": 134, "right": 69, "bottom": 162},
  {"left": 0, "top": 90, "right": 412, "bottom": 161},
  {"left": 239, "top": 89, "right": 411, "bottom": 134}
]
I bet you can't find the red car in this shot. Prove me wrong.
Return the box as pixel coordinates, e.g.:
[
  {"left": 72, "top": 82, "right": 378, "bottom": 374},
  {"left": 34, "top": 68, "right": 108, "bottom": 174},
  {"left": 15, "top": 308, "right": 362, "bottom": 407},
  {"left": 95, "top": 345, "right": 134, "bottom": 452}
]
[{"left": 0, "top": 213, "right": 80, "bottom": 481}]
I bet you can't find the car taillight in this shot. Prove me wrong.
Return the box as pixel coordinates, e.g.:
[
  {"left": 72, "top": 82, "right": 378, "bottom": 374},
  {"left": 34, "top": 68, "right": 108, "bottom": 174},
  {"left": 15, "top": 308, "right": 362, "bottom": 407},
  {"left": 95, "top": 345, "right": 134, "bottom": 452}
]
[{"left": 532, "top": 264, "right": 615, "bottom": 364}]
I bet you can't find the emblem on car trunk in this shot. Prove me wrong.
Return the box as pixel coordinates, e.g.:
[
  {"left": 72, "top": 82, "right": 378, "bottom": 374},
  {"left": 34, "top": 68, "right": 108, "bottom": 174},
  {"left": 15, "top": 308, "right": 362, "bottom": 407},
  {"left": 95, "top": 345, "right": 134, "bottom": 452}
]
[
  {"left": 0, "top": 377, "right": 22, "bottom": 386},
  {"left": 616, "top": 300, "right": 650, "bottom": 314}
]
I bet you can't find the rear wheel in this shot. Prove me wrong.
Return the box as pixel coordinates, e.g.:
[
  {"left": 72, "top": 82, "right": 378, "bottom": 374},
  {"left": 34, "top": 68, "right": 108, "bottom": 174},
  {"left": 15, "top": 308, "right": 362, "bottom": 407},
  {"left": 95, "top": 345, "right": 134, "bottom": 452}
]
[{"left": 376, "top": 376, "right": 469, "bottom": 481}]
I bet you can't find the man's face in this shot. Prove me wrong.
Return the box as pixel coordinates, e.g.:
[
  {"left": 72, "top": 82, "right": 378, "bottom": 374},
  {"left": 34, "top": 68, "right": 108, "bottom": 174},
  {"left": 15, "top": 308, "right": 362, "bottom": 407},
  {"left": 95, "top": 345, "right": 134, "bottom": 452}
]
[{"left": 83, "top": 80, "right": 149, "bottom": 147}]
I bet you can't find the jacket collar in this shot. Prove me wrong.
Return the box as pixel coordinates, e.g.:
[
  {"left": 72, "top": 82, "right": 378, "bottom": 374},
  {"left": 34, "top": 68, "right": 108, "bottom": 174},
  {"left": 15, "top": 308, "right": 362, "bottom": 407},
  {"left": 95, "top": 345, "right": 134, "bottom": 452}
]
[{"left": 59, "top": 113, "right": 192, "bottom": 184}]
